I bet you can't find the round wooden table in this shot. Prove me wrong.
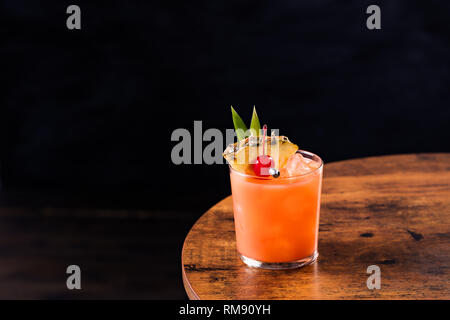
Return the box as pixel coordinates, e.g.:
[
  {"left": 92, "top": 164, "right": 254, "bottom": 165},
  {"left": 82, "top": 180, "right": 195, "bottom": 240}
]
[{"left": 182, "top": 154, "right": 450, "bottom": 299}]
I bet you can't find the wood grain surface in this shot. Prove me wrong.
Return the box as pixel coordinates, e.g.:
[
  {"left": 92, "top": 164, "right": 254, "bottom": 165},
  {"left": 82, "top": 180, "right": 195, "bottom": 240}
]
[{"left": 182, "top": 153, "right": 450, "bottom": 300}]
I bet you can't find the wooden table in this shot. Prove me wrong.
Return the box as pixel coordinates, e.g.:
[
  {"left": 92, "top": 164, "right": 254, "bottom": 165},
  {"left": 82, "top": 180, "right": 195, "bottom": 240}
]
[
  {"left": 182, "top": 154, "right": 450, "bottom": 299},
  {"left": 0, "top": 205, "right": 198, "bottom": 299}
]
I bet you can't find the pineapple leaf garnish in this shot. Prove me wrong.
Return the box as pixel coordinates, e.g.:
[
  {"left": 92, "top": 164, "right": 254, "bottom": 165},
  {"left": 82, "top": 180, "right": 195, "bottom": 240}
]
[
  {"left": 231, "top": 106, "right": 248, "bottom": 141},
  {"left": 250, "top": 106, "right": 261, "bottom": 136}
]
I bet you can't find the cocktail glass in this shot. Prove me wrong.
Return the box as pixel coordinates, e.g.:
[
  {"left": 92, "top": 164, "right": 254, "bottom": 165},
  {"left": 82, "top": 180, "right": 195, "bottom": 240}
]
[{"left": 229, "top": 150, "right": 323, "bottom": 269}]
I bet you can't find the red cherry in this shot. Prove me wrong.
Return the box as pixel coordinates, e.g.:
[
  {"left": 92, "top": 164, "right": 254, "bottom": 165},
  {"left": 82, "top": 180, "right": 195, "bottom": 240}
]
[{"left": 253, "top": 155, "right": 274, "bottom": 176}]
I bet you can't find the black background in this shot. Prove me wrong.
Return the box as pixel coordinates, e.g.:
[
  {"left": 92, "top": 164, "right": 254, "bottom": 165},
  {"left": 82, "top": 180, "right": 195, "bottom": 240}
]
[
  {"left": 0, "top": 0, "right": 449, "bottom": 298},
  {"left": 2, "top": 0, "right": 450, "bottom": 211}
]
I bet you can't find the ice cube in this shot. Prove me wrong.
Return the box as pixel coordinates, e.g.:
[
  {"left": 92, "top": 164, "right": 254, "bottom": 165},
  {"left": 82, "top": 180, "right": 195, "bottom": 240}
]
[
  {"left": 307, "top": 159, "right": 321, "bottom": 169},
  {"left": 284, "top": 153, "right": 313, "bottom": 176}
]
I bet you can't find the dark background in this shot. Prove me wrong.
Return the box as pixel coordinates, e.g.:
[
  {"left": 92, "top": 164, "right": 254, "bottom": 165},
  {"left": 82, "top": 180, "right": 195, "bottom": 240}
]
[{"left": 0, "top": 0, "right": 449, "bottom": 298}]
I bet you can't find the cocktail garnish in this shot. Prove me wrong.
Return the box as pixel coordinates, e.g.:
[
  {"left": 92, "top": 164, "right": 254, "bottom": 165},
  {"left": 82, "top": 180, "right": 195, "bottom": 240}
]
[
  {"left": 253, "top": 125, "right": 280, "bottom": 177},
  {"left": 224, "top": 107, "right": 298, "bottom": 176},
  {"left": 231, "top": 106, "right": 248, "bottom": 141},
  {"left": 250, "top": 106, "right": 261, "bottom": 137}
]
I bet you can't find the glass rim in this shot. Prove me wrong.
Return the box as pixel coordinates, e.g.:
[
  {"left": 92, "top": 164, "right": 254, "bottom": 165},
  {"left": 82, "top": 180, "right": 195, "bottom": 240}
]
[{"left": 228, "top": 149, "right": 323, "bottom": 181}]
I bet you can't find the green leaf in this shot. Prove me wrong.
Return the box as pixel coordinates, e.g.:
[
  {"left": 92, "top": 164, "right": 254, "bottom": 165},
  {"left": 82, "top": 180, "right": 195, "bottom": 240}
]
[
  {"left": 231, "top": 106, "right": 248, "bottom": 140},
  {"left": 250, "top": 106, "right": 261, "bottom": 136},
  {"left": 231, "top": 106, "right": 248, "bottom": 141}
]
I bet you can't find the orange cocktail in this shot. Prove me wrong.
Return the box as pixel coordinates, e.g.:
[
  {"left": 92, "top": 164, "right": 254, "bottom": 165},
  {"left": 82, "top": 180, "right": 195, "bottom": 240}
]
[{"left": 229, "top": 150, "right": 323, "bottom": 269}]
